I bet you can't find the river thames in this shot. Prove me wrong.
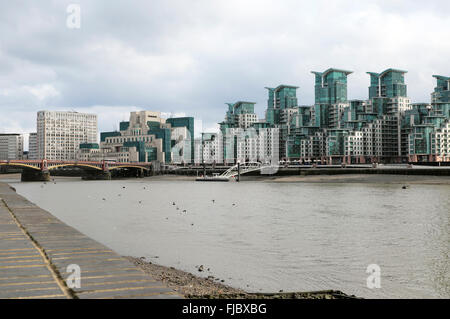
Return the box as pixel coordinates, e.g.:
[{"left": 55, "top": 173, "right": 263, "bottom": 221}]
[{"left": 9, "top": 176, "right": 450, "bottom": 298}]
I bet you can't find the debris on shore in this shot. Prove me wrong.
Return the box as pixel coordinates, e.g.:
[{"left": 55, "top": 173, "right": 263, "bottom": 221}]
[
  {"left": 125, "top": 256, "right": 359, "bottom": 299},
  {"left": 126, "top": 256, "right": 244, "bottom": 297}
]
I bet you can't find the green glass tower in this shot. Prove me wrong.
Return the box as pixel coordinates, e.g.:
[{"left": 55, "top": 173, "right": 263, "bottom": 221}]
[
  {"left": 312, "top": 68, "right": 352, "bottom": 105},
  {"left": 220, "top": 101, "right": 257, "bottom": 131},
  {"left": 367, "top": 69, "right": 408, "bottom": 99},
  {"left": 265, "top": 85, "right": 299, "bottom": 126},
  {"left": 432, "top": 75, "right": 450, "bottom": 118},
  {"left": 311, "top": 68, "right": 352, "bottom": 128}
]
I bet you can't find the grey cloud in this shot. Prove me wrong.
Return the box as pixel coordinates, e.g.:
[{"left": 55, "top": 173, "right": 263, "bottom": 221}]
[{"left": 0, "top": 0, "right": 449, "bottom": 136}]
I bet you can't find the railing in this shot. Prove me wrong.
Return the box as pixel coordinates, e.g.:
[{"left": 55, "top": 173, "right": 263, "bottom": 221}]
[{"left": 0, "top": 160, "right": 152, "bottom": 171}]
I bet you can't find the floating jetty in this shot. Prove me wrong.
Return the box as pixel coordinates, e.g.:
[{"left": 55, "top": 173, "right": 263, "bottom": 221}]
[{"left": 195, "top": 176, "right": 230, "bottom": 182}]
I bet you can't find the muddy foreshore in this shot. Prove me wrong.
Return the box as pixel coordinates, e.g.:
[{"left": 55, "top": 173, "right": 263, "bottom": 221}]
[
  {"left": 126, "top": 257, "right": 359, "bottom": 299},
  {"left": 4, "top": 172, "right": 450, "bottom": 185},
  {"left": 149, "top": 173, "right": 450, "bottom": 185}
]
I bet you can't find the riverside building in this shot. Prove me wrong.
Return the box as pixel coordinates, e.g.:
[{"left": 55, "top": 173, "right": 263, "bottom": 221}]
[
  {"left": 265, "top": 85, "right": 299, "bottom": 159},
  {"left": 28, "top": 133, "right": 38, "bottom": 160},
  {"left": 78, "top": 111, "right": 194, "bottom": 164},
  {"left": 36, "top": 111, "right": 98, "bottom": 161},
  {"left": 195, "top": 132, "right": 224, "bottom": 165},
  {"left": 219, "top": 101, "right": 280, "bottom": 165},
  {"left": 408, "top": 75, "right": 450, "bottom": 162},
  {"left": 0, "top": 134, "right": 24, "bottom": 160},
  {"left": 279, "top": 68, "right": 447, "bottom": 164},
  {"left": 249, "top": 68, "right": 450, "bottom": 164}
]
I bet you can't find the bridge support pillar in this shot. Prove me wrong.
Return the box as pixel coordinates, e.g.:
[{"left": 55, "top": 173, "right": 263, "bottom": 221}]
[
  {"left": 82, "top": 170, "right": 111, "bottom": 180},
  {"left": 21, "top": 170, "right": 51, "bottom": 182}
]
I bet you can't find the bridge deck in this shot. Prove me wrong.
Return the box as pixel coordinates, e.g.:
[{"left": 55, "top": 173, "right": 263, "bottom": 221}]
[{"left": 0, "top": 183, "right": 180, "bottom": 299}]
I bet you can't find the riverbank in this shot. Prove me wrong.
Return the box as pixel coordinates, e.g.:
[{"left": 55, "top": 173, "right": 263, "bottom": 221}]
[
  {"left": 146, "top": 173, "right": 450, "bottom": 185},
  {"left": 126, "top": 257, "right": 358, "bottom": 299},
  {"left": 0, "top": 182, "right": 180, "bottom": 299},
  {"left": 257, "top": 174, "right": 450, "bottom": 184},
  {"left": 3, "top": 170, "right": 450, "bottom": 184},
  {"left": 2, "top": 179, "right": 359, "bottom": 299}
]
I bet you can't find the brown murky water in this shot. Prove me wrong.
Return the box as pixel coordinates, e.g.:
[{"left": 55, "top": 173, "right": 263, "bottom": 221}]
[{"left": 11, "top": 178, "right": 450, "bottom": 298}]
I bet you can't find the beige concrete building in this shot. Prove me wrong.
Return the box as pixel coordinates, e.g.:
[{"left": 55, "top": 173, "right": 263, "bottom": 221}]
[
  {"left": 0, "top": 134, "right": 24, "bottom": 160},
  {"left": 28, "top": 133, "right": 38, "bottom": 160},
  {"left": 37, "top": 111, "right": 98, "bottom": 160}
]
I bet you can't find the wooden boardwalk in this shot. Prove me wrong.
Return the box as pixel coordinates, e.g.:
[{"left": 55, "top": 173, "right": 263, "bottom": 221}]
[{"left": 0, "top": 183, "right": 181, "bottom": 299}]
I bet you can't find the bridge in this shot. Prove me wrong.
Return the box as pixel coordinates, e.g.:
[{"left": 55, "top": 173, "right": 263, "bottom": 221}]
[
  {"left": 219, "top": 162, "right": 278, "bottom": 180},
  {"left": 0, "top": 160, "right": 152, "bottom": 181}
]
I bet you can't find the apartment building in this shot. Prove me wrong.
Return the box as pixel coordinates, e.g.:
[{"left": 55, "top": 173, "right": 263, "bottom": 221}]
[
  {"left": 37, "top": 111, "right": 98, "bottom": 160},
  {"left": 28, "top": 133, "right": 38, "bottom": 160},
  {"left": 0, "top": 134, "right": 24, "bottom": 160}
]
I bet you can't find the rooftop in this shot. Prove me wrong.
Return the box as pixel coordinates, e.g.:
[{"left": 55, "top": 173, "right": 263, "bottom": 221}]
[
  {"left": 311, "top": 68, "right": 353, "bottom": 78},
  {"left": 432, "top": 75, "right": 450, "bottom": 81},
  {"left": 265, "top": 84, "right": 299, "bottom": 91},
  {"left": 367, "top": 68, "right": 408, "bottom": 78}
]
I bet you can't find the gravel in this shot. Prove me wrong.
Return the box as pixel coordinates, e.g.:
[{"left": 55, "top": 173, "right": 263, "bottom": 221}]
[{"left": 125, "top": 256, "right": 359, "bottom": 299}]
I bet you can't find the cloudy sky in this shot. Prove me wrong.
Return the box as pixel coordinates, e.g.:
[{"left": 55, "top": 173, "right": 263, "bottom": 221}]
[{"left": 1, "top": 0, "right": 449, "bottom": 146}]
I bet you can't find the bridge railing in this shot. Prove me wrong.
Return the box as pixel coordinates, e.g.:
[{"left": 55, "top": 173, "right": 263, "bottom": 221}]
[{"left": 0, "top": 160, "right": 153, "bottom": 171}]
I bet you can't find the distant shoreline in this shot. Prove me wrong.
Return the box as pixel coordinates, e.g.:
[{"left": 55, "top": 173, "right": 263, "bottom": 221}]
[
  {"left": 3, "top": 172, "right": 450, "bottom": 185},
  {"left": 148, "top": 173, "right": 450, "bottom": 185}
]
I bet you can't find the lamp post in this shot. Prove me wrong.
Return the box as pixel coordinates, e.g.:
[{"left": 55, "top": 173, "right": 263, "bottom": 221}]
[{"left": 201, "top": 133, "right": 206, "bottom": 178}]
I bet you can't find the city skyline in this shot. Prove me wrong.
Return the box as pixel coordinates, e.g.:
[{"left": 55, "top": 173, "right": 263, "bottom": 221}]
[
  {"left": 0, "top": 2, "right": 449, "bottom": 303},
  {"left": 1, "top": 1, "right": 450, "bottom": 138},
  {"left": 4, "top": 67, "right": 448, "bottom": 153}
]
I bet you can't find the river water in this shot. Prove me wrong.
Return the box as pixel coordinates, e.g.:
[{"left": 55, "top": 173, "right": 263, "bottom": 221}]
[{"left": 9, "top": 177, "right": 450, "bottom": 298}]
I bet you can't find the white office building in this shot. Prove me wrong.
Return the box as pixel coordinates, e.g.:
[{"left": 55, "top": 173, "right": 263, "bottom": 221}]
[
  {"left": 0, "top": 134, "right": 24, "bottom": 160},
  {"left": 37, "top": 111, "right": 98, "bottom": 160},
  {"left": 28, "top": 133, "right": 38, "bottom": 160},
  {"left": 223, "top": 127, "right": 279, "bottom": 164},
  {"left": 196, "top": 133, "right": 224, "bottom": 164}
]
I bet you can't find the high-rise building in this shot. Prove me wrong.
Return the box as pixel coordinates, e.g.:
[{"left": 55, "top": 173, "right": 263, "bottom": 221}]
[
  {"left": 431, "top": 121, "right": 450, "bottom": 162},
  {"left": 364, "top": 69, "right": 411, "bottom": 159},
  {"left": 216, "top": 69, "right": 449, "bottom": 165},
  {"left": 222, "top": 127, "right": 279, "bottom": 165},
  {"left": 407, "top": 75, "right": 450, "bottom": 162},
  {"left": 37, "top": 111, "right": 98, "bottom": 160},
  {"left": 431, "top": 75, "right": 450, "bottom": 118},
  {"left": 278, "top": 67, "right": 450, "bottom": 164},
  {"left": 219, "top": 101, "right": 279, "bottom": 165},
  {"left": 265, "top": 85, "right": 299, "bottom": 159},
  {"left": 368, "top": 69, "right": 408, "bottom": 100},
  {"left": 311, "top": 68, "right": 352, "bottom": 128},
  {"left": 196, "top": 132, "right": 224, "bottom": 165},
  {"left": 222, "top": 101, "right": 258, "bottom": 129},
  {"left": 265, "top": 85, "right": 299, "bottom": 126},
  {"left": 0, "top": 134, "right": 24, "bottom": 160},
  {"left": 28, "top": 133, "right": 37, "bottom": 160}
]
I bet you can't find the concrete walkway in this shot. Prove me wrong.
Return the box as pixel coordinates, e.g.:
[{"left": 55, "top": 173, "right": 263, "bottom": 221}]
[{"left": 0, "top": 183, "right": 181, "bottom": 299}]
